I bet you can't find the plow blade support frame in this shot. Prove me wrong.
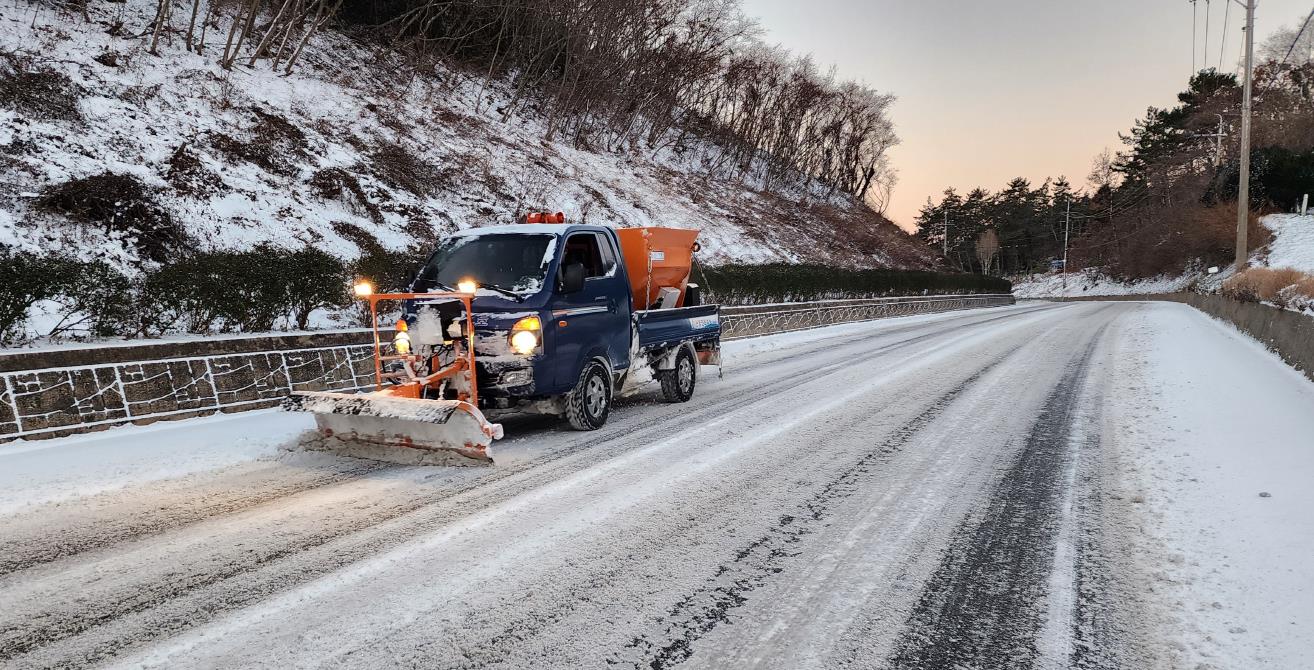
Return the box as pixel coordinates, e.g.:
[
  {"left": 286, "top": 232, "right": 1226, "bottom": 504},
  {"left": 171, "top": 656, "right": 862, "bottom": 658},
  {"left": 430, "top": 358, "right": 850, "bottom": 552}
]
[{"left": 284, "top": 391, "right": 503, "bottom": 465}]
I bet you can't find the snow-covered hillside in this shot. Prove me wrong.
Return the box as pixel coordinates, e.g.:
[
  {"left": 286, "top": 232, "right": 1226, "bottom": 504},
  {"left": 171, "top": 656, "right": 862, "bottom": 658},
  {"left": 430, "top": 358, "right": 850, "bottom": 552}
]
[
  {"left": 1012, "top": 213, "right": 1314, "bottom": 298},
  {"left": 1011, "top": 270, "right": 1199, "bottom": 299},
  {"left": 0, "top": 1, "right": 934, "bottom": 270},
  {"left": 1259, "top": 214, "right": 1314, "bottom": 274}
]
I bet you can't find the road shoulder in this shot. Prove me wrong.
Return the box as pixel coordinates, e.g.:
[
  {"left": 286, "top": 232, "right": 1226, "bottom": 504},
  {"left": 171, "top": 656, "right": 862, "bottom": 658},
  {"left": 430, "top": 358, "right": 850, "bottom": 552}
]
[{"left": 1106, "top": 302, "right": 1314, "bottom": 669}]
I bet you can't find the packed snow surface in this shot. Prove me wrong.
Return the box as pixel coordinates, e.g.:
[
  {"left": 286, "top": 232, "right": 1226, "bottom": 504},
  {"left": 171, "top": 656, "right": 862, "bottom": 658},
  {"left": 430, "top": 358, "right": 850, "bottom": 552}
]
[{"left": 1, "top": 302, "right": 1311, "bottom": 669}]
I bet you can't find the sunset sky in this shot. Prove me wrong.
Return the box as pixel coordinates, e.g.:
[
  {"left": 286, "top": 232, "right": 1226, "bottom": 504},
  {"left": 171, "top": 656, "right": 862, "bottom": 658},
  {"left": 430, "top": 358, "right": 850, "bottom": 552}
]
[{"left": 740, "top": 0, "right": 1311, "bottom": 231}]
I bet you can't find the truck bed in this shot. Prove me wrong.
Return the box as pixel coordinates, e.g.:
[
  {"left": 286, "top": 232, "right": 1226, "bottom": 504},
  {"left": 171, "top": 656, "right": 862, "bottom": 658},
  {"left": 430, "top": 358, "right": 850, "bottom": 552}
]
[{"left": 634, "top": 305, "right": 721, "bottom": 352}]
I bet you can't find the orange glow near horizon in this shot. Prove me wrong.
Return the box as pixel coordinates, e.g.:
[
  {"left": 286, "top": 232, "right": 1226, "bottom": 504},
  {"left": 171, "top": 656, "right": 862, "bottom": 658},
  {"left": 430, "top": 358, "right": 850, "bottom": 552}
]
[{"left": 741, "top": 0, "right": 1310, "bottom": 233}]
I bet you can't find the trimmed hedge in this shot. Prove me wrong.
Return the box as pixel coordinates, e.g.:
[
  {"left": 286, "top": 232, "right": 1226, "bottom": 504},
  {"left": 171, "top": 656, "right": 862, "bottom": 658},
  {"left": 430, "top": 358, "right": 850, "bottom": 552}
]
[
  {"left": 695, "top": 263, "right": 1012, "bottom": 306},
  {"left": 0, "top": 251, "right": 133, "bottom": 344},
  {"left": 1, "top": 246, "right": 356, "bottom": 346},
  {"left": 139, "top": 245, "right": 352, "bottom": 335}
]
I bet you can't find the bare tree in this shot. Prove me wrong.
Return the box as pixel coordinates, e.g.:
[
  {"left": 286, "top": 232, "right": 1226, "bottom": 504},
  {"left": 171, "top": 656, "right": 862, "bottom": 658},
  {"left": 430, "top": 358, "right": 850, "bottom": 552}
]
[
  {"left": 975, "top": 228, "right": 1000, "bottom": 275},
  {"left": 148, "top": 0, "right": 174, "bottom": 55}
]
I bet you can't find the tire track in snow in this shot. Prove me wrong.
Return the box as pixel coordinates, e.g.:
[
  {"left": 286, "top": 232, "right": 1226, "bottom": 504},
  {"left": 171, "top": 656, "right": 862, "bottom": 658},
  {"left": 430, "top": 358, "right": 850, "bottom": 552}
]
[
  {"left": 109, "top": 305, "right": 1066, "bottom": 670},
  {"left": 883, "top": 317, "right": 1113, "bottom": 670},
  {"left": 0, "top": 306, "right": 1056, "bottom": 668},
  {"left": 613, "top": 348, "right": 1024, "bottom": 670}
]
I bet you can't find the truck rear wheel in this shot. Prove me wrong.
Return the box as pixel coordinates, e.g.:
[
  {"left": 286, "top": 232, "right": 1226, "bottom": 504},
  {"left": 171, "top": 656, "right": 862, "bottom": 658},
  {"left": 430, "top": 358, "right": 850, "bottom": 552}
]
[
  {"left": 566, "top": 361, "right": 612, "bottom": 430},
  {"left": 659, "top": 347, "right": 697, "bottom": 403}
]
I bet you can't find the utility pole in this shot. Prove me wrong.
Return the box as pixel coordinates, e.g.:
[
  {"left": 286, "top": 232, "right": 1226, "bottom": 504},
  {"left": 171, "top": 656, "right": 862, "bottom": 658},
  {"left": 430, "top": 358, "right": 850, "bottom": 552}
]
[
  {"left": 1235, "top": 0, "right": 1255, "bottom": 271},
  {"left": 1062, "top": 199, "right": 1072, "bottom": 290},
  {"left": 1214, "top": 114, "right": 1225, "bottom": 165},
  {"left": 942, "top": 210, "right": 949, "bottom": 256},
  {"left": 1195, "top": 114, "right": 1227, "bottom": 166}
]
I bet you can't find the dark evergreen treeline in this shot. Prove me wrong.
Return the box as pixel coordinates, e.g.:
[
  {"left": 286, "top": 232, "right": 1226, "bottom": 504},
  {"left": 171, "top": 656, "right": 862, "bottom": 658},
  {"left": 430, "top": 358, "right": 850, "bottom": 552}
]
[
  {"left": 917, "top": 58, "right": 1314, "bottom": 279},
  {"left": 913, "top": 178, "right": 1080, "bottom": 276}
]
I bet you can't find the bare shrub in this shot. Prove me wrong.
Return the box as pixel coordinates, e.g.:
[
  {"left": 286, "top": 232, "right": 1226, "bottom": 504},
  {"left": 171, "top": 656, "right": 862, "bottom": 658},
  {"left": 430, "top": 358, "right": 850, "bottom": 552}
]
[
  {"left": 120, "top": 83, "right": 163, "bottom": 108},
  {"left": 1277, "top": 278, "right": 1314, "bottom": 312},
  {"left": 368, "top": 141, "right": 450, "bottom": 195},
  {"left": 1222, "top": 267, "right": 1312, "bottom": 307},
  {"left": 165, "top": 143, "right": 227, "bottom": 196},
  {"left": 93, "top": 50, "right": 120, "bottom": 68},
  {"left": 0, "top": 53, "right": 83, "bottom": 122},
  {"left": 310, "top": 167, "right": 382, "bottom": 222},
  {"left": 209, "top": 107, "right": 308, "bottom": 175},
  {"left": 35, "top": 173, "right": 187, "bottom": 262}
]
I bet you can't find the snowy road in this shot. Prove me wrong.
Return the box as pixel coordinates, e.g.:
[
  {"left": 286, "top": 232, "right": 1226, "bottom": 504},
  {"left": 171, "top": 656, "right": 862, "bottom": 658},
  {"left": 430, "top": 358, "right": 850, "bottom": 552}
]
[{"left": 2, "top": 302, "right": 1312, "bottom": 669}]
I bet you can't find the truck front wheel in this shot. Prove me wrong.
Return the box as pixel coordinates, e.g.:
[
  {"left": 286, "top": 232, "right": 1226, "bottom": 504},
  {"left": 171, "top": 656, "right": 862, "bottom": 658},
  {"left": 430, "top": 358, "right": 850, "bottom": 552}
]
[
  {"left": 659, "top": 346, "right": 697, "bottom": 403},
  {"left": 566, "top": 361, "right": 612, "bottom": 430}
]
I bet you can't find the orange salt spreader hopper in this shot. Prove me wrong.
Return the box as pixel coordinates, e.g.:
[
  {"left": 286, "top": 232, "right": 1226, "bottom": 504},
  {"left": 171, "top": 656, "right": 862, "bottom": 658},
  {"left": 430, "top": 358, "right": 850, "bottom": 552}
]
[{"left": 614, "top": 227, "right": 701, "bottom": 310}]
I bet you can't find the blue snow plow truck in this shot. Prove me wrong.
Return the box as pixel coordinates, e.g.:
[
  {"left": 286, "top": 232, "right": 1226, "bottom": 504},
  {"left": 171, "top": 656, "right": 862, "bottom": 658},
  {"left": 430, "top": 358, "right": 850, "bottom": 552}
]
[{"left": 284, "top": 214, "right": 722, "bottom": 465}]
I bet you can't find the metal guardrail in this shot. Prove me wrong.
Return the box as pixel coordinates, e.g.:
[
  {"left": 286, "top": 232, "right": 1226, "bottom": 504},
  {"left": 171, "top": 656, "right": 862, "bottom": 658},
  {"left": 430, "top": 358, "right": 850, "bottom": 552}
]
[
  {"left": 0, "top": 294, "right": 1014, "bottom": 441},
  {"left": 720, "top": 294, "right": 1015, "bottom": 340}
]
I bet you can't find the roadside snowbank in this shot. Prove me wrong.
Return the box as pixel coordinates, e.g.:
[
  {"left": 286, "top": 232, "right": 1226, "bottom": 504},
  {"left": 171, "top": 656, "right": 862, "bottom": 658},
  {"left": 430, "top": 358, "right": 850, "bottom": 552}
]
[
  {"left": 1011, "top": 270, "right": 1198, "bottom": 299},
  {"left": 0, "top": 410, "right": 312, "bottom": 514},
  {"left": 1110, "top": 302, "right": 1314, "bottom": 668}
]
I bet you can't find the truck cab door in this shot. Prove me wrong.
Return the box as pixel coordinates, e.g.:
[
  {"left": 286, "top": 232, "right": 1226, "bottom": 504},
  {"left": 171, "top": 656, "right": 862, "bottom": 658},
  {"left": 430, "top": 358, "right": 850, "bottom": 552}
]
[{"left": 553, "top": 232, "right": 630, "bottom": 389}]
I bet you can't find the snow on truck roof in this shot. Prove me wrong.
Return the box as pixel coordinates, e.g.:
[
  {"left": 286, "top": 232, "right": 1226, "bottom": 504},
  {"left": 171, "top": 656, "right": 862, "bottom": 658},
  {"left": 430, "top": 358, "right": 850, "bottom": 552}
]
[{"left": 450, "top": 224, "right": 580, "bottom": 236}]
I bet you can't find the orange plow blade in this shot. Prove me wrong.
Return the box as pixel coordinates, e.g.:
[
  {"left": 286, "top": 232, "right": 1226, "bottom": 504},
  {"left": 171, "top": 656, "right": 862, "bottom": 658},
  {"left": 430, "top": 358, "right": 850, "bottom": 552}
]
[{"left": 282, "top": 391, "right": 503, "bottom": 466}]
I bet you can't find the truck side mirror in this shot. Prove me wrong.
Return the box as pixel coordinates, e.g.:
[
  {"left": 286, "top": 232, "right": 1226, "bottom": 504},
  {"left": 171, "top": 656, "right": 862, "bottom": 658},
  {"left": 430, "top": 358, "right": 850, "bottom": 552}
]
[{"left": 560, "top": 262, "right": 586, "bottom": 294}]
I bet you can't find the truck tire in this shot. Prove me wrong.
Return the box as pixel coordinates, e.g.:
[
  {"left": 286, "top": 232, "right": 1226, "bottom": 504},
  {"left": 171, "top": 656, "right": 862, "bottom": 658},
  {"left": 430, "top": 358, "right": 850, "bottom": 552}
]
[
  {"left": 659, "top": 346, "right": 697, "bottom": 403},
  {"left": 566, "top": 361, "right": 612, "bottom": 430}
]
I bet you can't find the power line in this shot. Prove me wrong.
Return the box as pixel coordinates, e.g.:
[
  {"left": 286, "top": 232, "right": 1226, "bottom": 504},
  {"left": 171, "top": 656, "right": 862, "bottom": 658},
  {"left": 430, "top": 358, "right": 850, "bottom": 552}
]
[
  {"left": 1191, "top": 0, "right": 1199, "bottom": 73},
  {"left": 1277, "top": 8, "right": 1314, "bottom": 66},
  {"left": 1204, "top": 0, "right": 1212, "bottom": 68},
  {"left": 1257, "top": 7, "right": 1314, "bottom": 98},
  {"left": 1219, "top": 0, "right": 1231, "bottom": 70}
]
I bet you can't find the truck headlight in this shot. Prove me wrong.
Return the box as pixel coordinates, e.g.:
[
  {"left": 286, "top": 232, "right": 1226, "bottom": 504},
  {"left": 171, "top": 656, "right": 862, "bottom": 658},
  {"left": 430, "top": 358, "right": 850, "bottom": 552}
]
[
  {"left": 510, "top": 330, "right": 538, "bottom": 355},
  {"left": 509, "top": 316, "right": 541, "bottom": 355}
]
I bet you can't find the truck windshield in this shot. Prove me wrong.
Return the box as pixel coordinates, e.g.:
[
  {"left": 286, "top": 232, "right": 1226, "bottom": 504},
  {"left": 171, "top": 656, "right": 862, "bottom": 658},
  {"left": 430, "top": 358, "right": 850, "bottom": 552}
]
[{"left": 412, "top": 233, "right": 555, "bottom": 295}]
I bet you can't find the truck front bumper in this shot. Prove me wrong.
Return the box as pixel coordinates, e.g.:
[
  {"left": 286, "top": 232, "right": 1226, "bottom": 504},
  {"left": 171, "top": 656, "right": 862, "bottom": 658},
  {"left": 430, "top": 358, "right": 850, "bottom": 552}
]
[{"left": 475, "top": 358, "right": 539, "bottom": 407}]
